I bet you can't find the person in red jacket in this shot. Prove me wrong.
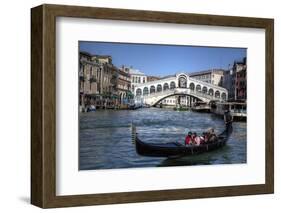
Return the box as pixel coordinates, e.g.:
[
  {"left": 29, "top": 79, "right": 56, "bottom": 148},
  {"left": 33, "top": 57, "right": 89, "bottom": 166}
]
[{"left": 185, "top": 132, "right": 192, "bottom": 146}]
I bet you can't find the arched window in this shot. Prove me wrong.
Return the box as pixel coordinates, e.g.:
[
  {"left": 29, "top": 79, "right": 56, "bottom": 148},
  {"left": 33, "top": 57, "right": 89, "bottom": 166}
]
[
  {"left": 157, "top": 84, "right": 162, "bottom": 92},
  {"left": 215, "top": 91, "right": 220, "bottom": 98},
  {"left": 221, "top": 92, "right": 227, "bottom": 100},
  {"left": 196, "top": 85, "right": 201, "bottom": 92},
  {"left": 170, "top": 81, "right": 176, "bottom": 89},
  {"left": 136, "top": 88, "right": 142, "bottom": 96},
  {"left": 208, "top": 88, "right": 214, "bottom": 96},
  {"left": 163, "top": 83, "right": 169, "bottom": 91},
  {"left": 202, "top": 86, "right": 207, "bottom": 94},
  {"left": 143, "top": 87, "right": 149, "bottom": 96},
  {"left": 189, "top": 83, "right": 195, "bottom": 91},
  {"left": 178, "top": 76, "right": 187, "bottom": 88},
  {"left": 150, "top": 86, "right": 156, "bottom": 94}
]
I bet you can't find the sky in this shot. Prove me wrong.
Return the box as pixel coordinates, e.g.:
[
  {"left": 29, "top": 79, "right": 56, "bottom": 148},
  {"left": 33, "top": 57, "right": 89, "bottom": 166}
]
[{"left": 79, "top": 41, "right": 246, "bottom": 77}]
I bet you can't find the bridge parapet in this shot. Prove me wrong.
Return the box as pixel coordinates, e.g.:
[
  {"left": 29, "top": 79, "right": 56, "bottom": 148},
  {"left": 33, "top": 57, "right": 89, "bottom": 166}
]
[
  {"left": 189, "top": 90, "right": 221, "bottom": 101},
  {"left": 143, "top": 89, "right": 175, "bottom": 98}
]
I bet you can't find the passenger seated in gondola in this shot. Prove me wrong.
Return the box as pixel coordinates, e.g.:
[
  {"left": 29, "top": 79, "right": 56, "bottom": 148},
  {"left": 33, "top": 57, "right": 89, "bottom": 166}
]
[
  {"left": 200, "top": 132, "right": 207, "bottom": 143},
  {"left": 185, "top": 132, "right": 192, "bottom": 146},
  {"left": 190, "top": 132, "right": 196, "bottom": 145},
  {"left": 206, "top": 128, "right": 217, "bottom": 143},
  {"left": 194, "top": 133, "right": 201, "bottom": 146}
]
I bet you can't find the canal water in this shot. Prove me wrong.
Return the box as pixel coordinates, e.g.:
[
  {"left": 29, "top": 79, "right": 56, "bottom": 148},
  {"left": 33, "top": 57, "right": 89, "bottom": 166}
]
[{"left": 79, "top": 108, "right": 246, "bottom": 170}]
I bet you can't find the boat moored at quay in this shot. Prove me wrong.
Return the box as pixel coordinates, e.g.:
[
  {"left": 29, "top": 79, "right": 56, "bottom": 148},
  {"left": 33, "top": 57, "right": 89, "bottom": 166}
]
[
  {"left": 191, "top": 101, "right": 210, "bottom": 113},
  {"left": 210, "top": 101, "right": 247, "bottom": 121}
]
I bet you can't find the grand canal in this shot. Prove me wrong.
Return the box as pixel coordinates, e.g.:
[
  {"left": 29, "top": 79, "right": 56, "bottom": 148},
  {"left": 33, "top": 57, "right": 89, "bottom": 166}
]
[{"left": 79, "top": 108, "right": 246, "bottom": 170}]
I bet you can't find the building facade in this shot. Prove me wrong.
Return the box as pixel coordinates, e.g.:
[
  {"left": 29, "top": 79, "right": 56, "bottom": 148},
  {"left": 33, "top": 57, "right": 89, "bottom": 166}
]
[
  {"left": 117, "top": 67, "right": 132, "bottom": 105},
  {"left": 147, "top": 76, "right": 161, "bottom": 82},
  {"left": 79, "top": 52, "right": 99, "bottom": 107},
  {"left": 234, "top": 59, "right": 247, "bottom": 100},
  {"left": 223, "top": 58, "right": 247, "bottom": 101},
  {"left": 127, "top": 67, "right": 147, "bottom": 93},
  {"left": 189, "top": 69, "right": 225, "bottom": 86},
  {"left": 79, "top": 52, "right": 117, "bottom": 109},
  {"left": 222, "top": 70, "right": 235, "bottom": 100}
]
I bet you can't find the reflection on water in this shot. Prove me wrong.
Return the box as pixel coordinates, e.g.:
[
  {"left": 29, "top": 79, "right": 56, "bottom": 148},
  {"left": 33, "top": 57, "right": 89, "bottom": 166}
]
[{"left": 79, "top": 108, "right": 246, "bottom": 170}]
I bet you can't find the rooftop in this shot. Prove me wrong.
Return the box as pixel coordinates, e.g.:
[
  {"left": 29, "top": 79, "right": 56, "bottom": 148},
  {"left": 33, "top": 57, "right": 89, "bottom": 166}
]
[
  {"left": 79, "top": 51, "right": 112, "bottom": 60},
  {"left": 160, "top": 74, "right": 176, "bottom": 79},
  {"left": 129, "top": 69, "right": 145, "bottom": 76},
  {"left": 189, "top": 69, "right": 226, "bottom": 76}
]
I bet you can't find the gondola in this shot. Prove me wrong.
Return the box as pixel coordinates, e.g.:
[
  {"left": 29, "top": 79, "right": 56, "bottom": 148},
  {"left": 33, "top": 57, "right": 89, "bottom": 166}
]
[{"left": 132, "top": 123, "right": 232, "bottom": 158}]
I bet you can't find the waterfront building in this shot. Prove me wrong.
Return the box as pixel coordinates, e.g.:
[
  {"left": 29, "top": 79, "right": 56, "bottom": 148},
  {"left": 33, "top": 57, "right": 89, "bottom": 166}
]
[
  {"left": 79, "top": 52, "right": 100, "bottom": 107},
  {"left": 117, "top": 66, "right": 132, "bottom": 105},
  {"left": 79, "top": 52, "right": 117, "bottom": 109},
  {"left": 127, "top": 67, "right": 147, "bottom": 93},
  {"left": 189, "top": 69, "right": 225, "bottom": 86},
  {"left": 160, "top": 96, "right": 189, "bottom": 107},
  {"left": 234, "top": 59, "right": 247, "bottom": 100},
  {"left": 222, "top": 70, "right": 235, "bottom": 100},
  {"left": 160, "top": 97, "right": 177, "bottom": 106},
  {"left": 222, "top": 58, "right": 247, "bottom": 101},
  {"left": 147, "top": 76, "right": 161, "bottom": 82}
]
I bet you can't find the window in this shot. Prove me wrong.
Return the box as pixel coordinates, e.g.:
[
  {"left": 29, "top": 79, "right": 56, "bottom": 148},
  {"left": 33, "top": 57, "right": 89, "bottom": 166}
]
[
  {"left": 189, "top": 83, "right": 195, "bottom": 91},
  {"left": 157, "top": 84, "right": 162, "bottom": 92},
  {"left": 163, "top": 83, "right": 169, "bottom": 91},
  {"left": 150, "top": 86, "right": 155, "bottom": 94},
  {"left": 143, "top": 87, "right": 149, "bottom": 96},
  {"left": 196, "top": 84, "right": 201, "bottom": 92},
  {"left": 170, "top": 81, "right": 176, "bottom": 89},
  {"left": 136, "top": 88, "right": 142, "bottom": 96}
]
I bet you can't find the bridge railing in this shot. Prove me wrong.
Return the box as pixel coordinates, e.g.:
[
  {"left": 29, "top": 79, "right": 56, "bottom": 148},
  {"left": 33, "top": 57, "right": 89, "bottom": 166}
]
[
  {"left": 189, "top": 90, "right": 223, "bottom": 101},
  {"left": 141, "top": 88, "right": 224, "bottom": 101},
  {"left": 142, "top": 89, "right": 176, "bottom": 98}
]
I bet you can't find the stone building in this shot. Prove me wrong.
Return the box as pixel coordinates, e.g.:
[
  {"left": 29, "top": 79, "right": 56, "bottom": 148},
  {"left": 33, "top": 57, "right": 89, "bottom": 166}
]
[
  {"left": 128, "top": 67, "right": 147, "bottom": 93},
  {"left": 147, "top": 76, "right": 161, "bottom": 82},
  {"left": 222, "top": 70, "right": 235, "bottom": 100},
  {"left": 117, "top": 66, "right": 132, "bottom": 105},
  {"left": 79, "top": 52, "right": 99, "bottom": 107},
  {"left": 189, "top": 69, "right": 225, "bottom": 86},
  {"left": 79, "top": 52, "right": 117, "bottom": 109}
]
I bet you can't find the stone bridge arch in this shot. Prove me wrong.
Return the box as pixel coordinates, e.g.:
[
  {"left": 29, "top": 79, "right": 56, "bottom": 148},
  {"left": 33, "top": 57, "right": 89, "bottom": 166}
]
[
  {"left": 152, "top": 93, "right": 204, "bottom": 106},
  {"left": 143, "top": 88, "right": 216, "bottom": 106}
]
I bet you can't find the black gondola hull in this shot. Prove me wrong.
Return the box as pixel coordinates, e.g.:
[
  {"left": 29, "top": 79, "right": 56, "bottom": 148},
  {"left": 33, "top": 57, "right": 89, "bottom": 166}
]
[{"left": 135, "top": 124, "right": 232, "bottom": 157}]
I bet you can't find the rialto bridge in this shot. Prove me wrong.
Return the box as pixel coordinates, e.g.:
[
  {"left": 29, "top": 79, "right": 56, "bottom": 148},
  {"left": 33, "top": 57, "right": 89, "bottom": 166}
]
[{"left": 133, "top": 73, "right": 228, "bottom": 106}]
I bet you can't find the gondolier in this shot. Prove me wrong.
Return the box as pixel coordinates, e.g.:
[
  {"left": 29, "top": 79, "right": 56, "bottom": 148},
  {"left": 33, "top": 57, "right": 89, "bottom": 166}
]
[{"left": 224, "top": 109, "right": 233, "bottom": 127}]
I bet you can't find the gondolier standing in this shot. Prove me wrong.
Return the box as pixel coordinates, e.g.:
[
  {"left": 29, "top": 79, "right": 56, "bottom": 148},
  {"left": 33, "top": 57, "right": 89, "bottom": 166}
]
[{"left": 224, "top": 109, "right": 233, "bottom": 128}]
